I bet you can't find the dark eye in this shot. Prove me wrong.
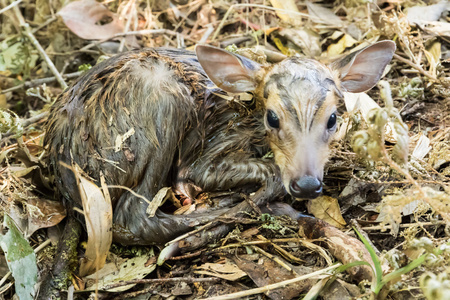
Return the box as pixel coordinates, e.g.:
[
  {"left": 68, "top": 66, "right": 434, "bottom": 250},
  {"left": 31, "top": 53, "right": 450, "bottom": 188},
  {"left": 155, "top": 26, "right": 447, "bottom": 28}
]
[
  {"left": 327, "top": 113, "right": 337, "bottom": 129},
  {"left": 267, "top": 110, "right": 280, "bottom": 129}
]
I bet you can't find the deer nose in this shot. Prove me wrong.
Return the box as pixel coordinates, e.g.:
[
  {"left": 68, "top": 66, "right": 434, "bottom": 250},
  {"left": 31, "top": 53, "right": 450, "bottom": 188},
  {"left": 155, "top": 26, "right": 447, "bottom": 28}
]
[{"left": 289, "top": 176, "right": 323, "bottom": 199}]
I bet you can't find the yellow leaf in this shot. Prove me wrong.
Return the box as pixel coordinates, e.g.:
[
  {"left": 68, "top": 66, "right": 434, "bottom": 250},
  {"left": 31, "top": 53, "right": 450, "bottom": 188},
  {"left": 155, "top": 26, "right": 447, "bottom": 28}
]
[
  {"left": 424, "top": 41, "right": 441, "bottom": 78},
  {"left": 327, "top": 34, "right": 357, "bottom": 57},
  {"left": 73, "top": 164, "right": 113, "bottom": 277},
  {"left": 269, "top": 0, "right": 302, "bottom": 26},
  {"left": 308, "top": 196, "right": 347, "bottom": 228}
]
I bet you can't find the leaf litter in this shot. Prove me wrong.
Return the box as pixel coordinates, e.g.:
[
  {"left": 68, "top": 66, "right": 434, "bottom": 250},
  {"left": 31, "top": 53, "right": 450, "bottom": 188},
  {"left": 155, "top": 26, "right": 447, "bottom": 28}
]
[{"left": 0, "top": 0, "right": 450, "bottom": 299}]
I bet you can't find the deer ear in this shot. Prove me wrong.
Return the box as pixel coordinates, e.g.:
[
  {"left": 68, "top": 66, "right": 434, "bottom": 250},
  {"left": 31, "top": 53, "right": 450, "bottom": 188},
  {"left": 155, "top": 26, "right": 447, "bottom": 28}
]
[
  {"left": 331, "top": 41, "right": 396, "bottom": 93},
  {"left": 196, "top": 45, "right": 261, "bottom": 93}
]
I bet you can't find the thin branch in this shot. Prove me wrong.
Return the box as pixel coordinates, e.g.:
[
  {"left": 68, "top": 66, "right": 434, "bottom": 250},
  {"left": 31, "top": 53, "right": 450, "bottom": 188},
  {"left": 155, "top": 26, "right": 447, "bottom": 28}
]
[
  {"left": 361, "top": 220, "right": 448, "bottom": 231},
  {"left": 21, "top": 111, "right": 49, "bottom": 127},
  {"left": 211, "top": 4, "right": 310, "bottom": 41},
  {"left": 80, "top": 29, "right": 197, "bottom": 52},
  {"left": 0, "top": 0, "right": 22, "bottom": 15},
  {"left": 394, "top": 53, "right": 438, "bottom": 81},
  {"left": 31, "top": 16, "right": 57, "bottom": 34},
  {"left": 11, "top": 5, "right": 67, "bottom": 89},
  {"left": 200, "top": 264, "right": 340, "bottom": 300},
  {"left": 1, "top": 71, "right": 83, "bottom": 94},
  {"left": 103, "top": 277, "right": 220, "bottom": 290}
]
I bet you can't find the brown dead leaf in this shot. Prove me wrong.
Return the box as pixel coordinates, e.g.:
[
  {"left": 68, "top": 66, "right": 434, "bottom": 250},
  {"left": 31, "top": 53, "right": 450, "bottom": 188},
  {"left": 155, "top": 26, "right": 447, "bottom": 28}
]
[
  {"left": 298, "top": 216, "right": 374, "bottom": 281},
  {"left": 194, "top": 261, "right": 247, "bottom": 281},
  {"left": 307, "top": 196, "right": 347, "bottom": 228},
  {"left": 10, "top": 165, "right": 51, "bottom": 191},
  {"left": 146, "top": 187, "right": 173, "bottom": 217},
  {"left": 58, "top": 0, "right": 124, "bottom": 40},
  {"left": 26, "top": 198, "right": 66, "bottom": 237},
  {"left": 72, "top": 164, "right": 112, "bottom": 277},
  {"left": 319, "top": 278, "right": 362, "bottom": 299},
  {"left": 231, "top": 256, "right": 314, "bottom": 299}
]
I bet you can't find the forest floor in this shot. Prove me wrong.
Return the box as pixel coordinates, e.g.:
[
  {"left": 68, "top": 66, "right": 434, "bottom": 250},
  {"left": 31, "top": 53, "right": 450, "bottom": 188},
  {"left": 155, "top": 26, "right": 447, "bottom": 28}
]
[{"left": 0, "top": 0, "right": 449, "bottom": 299}]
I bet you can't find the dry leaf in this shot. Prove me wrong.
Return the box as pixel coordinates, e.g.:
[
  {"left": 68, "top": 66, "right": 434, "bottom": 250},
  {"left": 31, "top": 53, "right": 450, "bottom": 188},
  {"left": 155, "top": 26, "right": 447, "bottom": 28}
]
[
  {"left": 232, "top": 256, "right": 312, "bottom": 299},
  {"left": 195, "top": 261, "right": 247, "bottom": 281},
  {"left": 10, "top": 165, "right": 51, "bottom": 191},
  {"left": 307, "top": 196, "right": 347, "bottom": 228},
  {"left": 58, "top": 0, "right": 124, "bottom": 40},
  {"left": 344, "top": 92, "right": 398, "bottom": 143},
  {"left": 277, "top": 28, "right": 322, "bottom": 57},
  {"left": 73, "top": 165, "right": 113, "bottom": 277},
  {"left": 406, "top": 2, "right": 449, "bottom": 24},
  {"left": 307, "top": 2, "right": 344, "bottom": 26},
  {"left": 376, "top": 187, "right": 450, "bottom": 236},
  {"left": 339, "top": 178, "right": 367, "bottom": 208},
  {"left": 424, "top": 41, "right": 441, "bottom": 78},
  {"left": 114, "top": 128, "right": 135, "bottom": 152},
  {"left": 421, "top": 21, "right": 450, "bottom": 37},
  {"left": 327, "top": 34, "right": 358, "bottom": 56},
  {"left": 269, "top": 0, "right": 302, "bottom": 27},
  {"left": 0, "top": 94, "right": 6, "bottom": 109},
  {"left": 84, "top": 253, "right": 156, "bottom": 292},
  {"left": 26, "top": 198, "right": 66, "bottom": 237},
  {"left": 146, "top": 187, "right": 172, "bottom": 217},
  {"left": 412, "top": 133, "right": 431, "bottom": 160}
]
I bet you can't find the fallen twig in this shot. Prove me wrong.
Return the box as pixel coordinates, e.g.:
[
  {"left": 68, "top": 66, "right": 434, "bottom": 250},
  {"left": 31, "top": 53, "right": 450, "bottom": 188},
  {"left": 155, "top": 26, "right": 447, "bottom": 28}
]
[
  {"left": 1, "top": 71, "right": 83, "bottom": 94},
  {"left": 103, "top": 276, "right": 221, "bottom": 290},
  {"left": 394, "top": 53, "right": 438, "bottom": 81},
  {"left": 21, "top": 111, "right": 49, "bottom": 127},
  {"left": 200, "top": 264, "right": 340, "bottom": 300},
  {"left": 0, "top": 0, "right": 22, "bottom": 15},
  {"left": 80, "top": 29, "right": 197, "bottom": 52},
  {"left": 361, "top": 220, "right": 448, "bottom": 231},
  {"left": 211, "top": 3, "right": 310, "bottom": 41},
  {"left": 11, "top": 5, "right": 67, "bottom": 89}
]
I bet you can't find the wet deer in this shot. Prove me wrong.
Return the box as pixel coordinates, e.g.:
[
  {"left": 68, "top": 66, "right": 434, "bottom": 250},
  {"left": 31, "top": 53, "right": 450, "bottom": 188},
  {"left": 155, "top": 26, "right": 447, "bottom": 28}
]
[{"left": 45, "top": 41, "right": 395, "bottom": 245}]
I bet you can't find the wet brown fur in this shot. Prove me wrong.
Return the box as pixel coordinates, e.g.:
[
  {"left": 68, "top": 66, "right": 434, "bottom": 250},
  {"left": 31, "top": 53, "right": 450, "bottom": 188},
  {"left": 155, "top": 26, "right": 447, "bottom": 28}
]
[{"left": 45, "top": 48, "right": 277, "bottom": 245}]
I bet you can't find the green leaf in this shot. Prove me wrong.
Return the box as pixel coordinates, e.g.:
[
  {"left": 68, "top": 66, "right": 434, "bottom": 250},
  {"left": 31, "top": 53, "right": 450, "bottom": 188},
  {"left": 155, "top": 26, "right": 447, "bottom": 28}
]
[
  {"left": 353, "top": 227, "right": 383, "bottom": 293},
  {"left": 0, "top": 215, "right": 38, "bottom": 300}
]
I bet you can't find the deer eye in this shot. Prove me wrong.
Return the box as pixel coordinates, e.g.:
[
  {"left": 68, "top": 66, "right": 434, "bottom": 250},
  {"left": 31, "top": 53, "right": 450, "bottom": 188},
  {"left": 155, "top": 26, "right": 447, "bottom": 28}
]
[
  {"left": 267, "top": 110, "right": 280, "bottom": 129},
  {"left": 327, "top": 113, "right": 337, "bottom": 130}
]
